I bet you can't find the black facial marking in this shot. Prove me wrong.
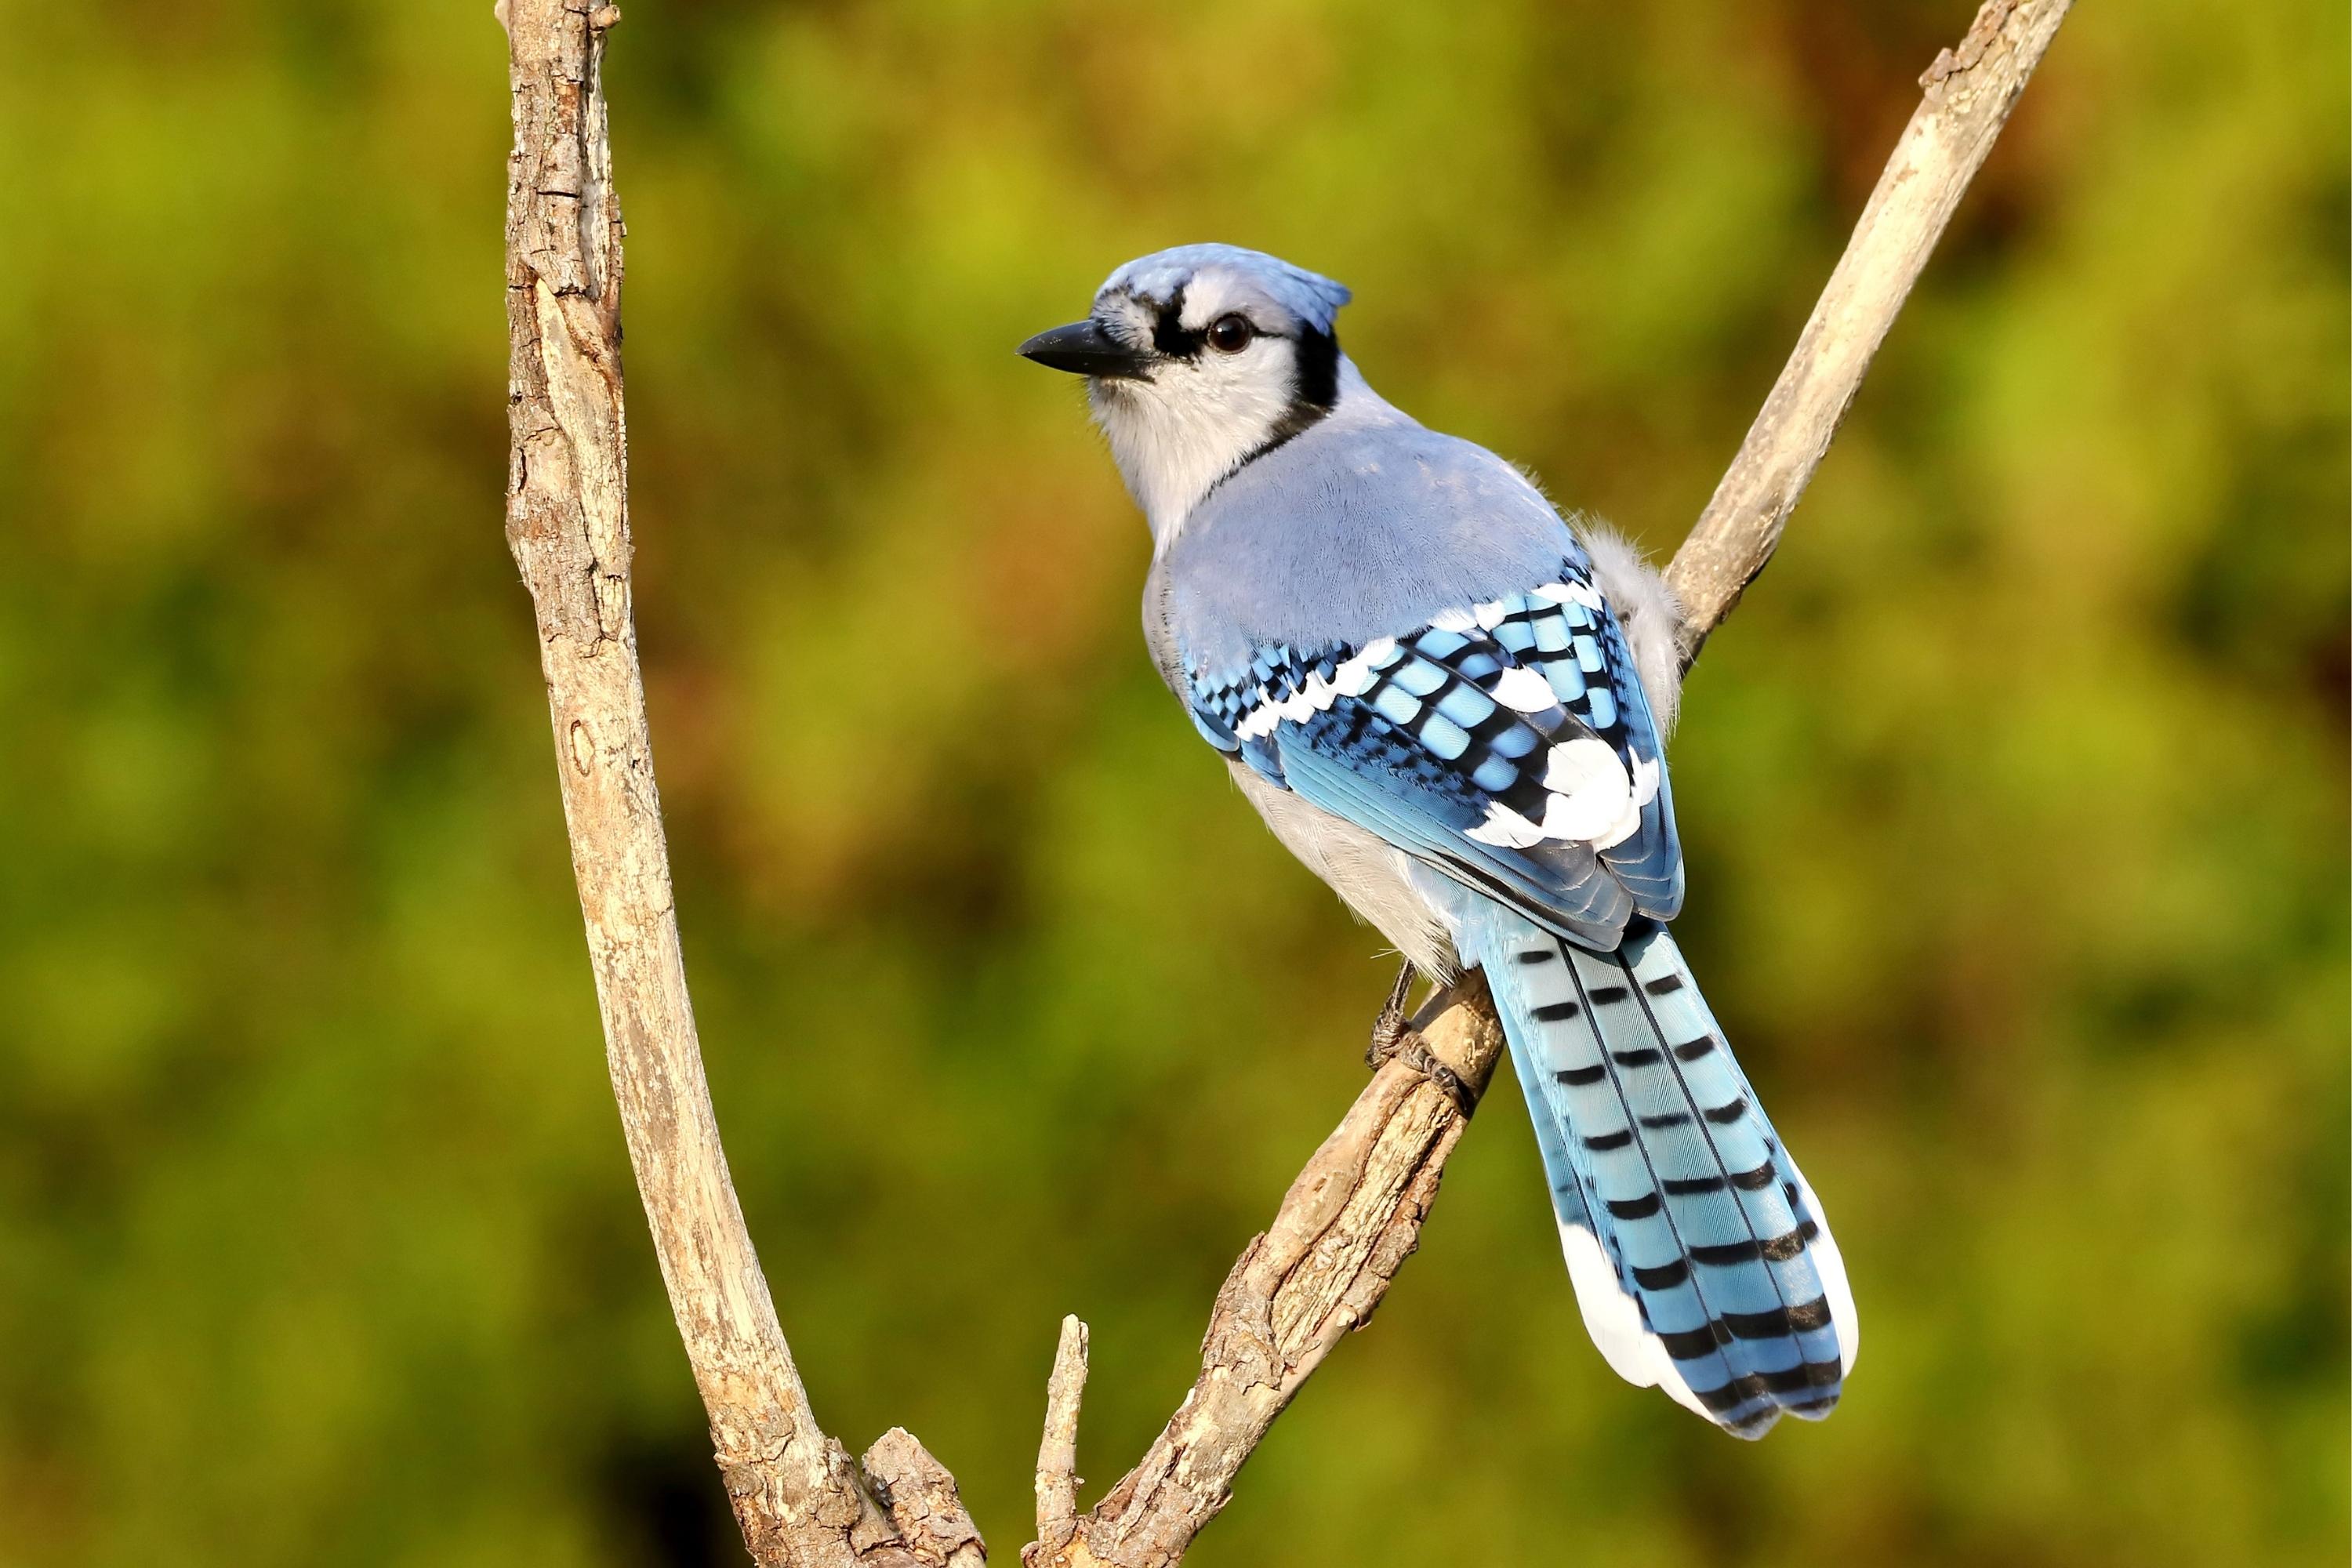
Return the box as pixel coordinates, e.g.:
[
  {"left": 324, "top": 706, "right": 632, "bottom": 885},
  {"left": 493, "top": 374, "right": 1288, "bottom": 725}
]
[
  {"left": 1292, "top": 324, "right": 1340, "bottom": 409},
  {"left": 1245, "top": 325, "right": 1341, "bottom": 461},
  {"left": 1151, "top": 285, "right": 1206, "bottom": 358}
]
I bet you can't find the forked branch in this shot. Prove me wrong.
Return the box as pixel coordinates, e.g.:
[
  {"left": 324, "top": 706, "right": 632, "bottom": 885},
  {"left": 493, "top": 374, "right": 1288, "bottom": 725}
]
[
  {"left": 495, "top": 2, "right": 2071, "bottom": 1565},
  {"left": 1022, "top": 5, "right": 2072, "bottom": 1559},
  {"left": 499, "top": 2, "right": 963, "bottom": 1561}
]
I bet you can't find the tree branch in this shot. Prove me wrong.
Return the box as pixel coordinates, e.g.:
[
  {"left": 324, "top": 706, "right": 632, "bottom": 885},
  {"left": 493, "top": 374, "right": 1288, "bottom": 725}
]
[
  {"left": 499, "top": 4, "right": 964, "bottom": 1563},
  {"left": 1014, "top": 4, "right": 2073, "bottom": 1563},
  {"left": 1022, "top": 985, "right": 1507, "bottom": 1568},
  {"left": 498, "top": 2, "right": 2070, "bottom": 1565},
  {"left": 1030, "top": 1316, "right": 1091, "bottom": 1559},
  {"left": 1668, "top": 0, "right": 2075, "bottom": 661}
]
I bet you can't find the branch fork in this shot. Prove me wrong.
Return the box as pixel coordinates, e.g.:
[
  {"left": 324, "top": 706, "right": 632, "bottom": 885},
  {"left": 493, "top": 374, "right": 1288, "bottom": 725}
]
[{"left": 496, "top": 2, "right": 2074, "bottom": 1563}]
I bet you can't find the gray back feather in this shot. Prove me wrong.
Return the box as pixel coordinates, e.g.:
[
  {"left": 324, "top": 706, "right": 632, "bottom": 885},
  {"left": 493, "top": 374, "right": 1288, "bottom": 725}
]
[{"left": 1149, "top": 368, "right": 1579, "bottom": 678}]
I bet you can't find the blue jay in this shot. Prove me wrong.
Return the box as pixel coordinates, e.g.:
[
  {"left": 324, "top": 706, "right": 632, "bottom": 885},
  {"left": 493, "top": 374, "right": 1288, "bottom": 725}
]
[{"left": 1020, "top": 245, "right": 1856, "bottom": 1436}]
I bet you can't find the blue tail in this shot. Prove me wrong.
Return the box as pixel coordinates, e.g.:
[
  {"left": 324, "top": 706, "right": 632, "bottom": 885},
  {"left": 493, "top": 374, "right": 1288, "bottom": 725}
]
[{"left": 1470, "top": 910, "right": 1857, "bottom": 1437}]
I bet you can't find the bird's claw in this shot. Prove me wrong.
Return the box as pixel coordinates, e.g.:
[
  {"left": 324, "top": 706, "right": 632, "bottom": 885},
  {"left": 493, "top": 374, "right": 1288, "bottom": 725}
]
[
  {"left": 1370, "top": 1029, "right": 1475, "bottom": 1119},
  {"left": 1366, "top": 962, "right": 1417, "bottom": 1058},
  {"left": 1366, "top": 964, "right": 1474, "bottom": 1118}
]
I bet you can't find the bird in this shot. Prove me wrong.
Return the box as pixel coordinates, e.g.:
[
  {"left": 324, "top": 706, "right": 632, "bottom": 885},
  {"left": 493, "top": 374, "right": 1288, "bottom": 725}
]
[{"left": 1018, "top": 244, "right": 1857, "bottom": 1437}]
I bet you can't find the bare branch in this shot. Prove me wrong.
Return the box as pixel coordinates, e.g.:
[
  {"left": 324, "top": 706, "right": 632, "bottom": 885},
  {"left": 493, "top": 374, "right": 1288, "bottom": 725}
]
[
  {"left": 1029, "top": 1316, "right": 1091, "bottom": 1560},
  {"left": 1017, "top": 4, "right": 2074, "bottom": 1563},
  {"left": 866, "top": 1431, "right": 989, "bottom": 1568},
  {"left": 503, "top": 2, "right": 2070, "bottom": 1566},
  {"left": 1020, "top": 985, "right": 1507, "bottom": 1568},
  {"left": 498, "top": 4, "right": 925, "bottom": 1563},
  {"left": 1668, "top": 0, "right": 2075, "bottom": 661}
]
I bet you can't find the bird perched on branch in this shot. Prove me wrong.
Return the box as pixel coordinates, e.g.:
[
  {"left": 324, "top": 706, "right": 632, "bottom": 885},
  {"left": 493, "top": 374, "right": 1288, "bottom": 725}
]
[{"left": 1021, "top": 244, "right": 1856, "bottom": 1437}]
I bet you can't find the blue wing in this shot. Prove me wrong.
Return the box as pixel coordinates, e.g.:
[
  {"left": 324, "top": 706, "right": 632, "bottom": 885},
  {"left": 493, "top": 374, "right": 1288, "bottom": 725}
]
[{"left": 1183, "top": 553, "right": 1683, "bottom": 949}]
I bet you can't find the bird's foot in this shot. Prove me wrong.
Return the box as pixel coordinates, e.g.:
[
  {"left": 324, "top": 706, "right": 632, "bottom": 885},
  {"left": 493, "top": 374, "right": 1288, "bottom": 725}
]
[
  {"left": 1366, "top": 961, "right": 1417, "bottom": 1062},
  {"left": 1365, "top": 963, "right": 1474, "bottom": 1119}
]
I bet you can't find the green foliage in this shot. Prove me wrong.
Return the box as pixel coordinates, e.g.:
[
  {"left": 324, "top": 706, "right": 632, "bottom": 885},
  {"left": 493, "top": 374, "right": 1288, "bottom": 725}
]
[{"left": 0, "top": 2, "right": 2342, "bottom": 1563}]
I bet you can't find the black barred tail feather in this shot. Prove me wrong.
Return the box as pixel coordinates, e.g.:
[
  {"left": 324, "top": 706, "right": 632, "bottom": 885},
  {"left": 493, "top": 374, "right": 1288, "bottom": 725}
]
[{"left": 1472, "top": 911, "right": 1858, "bottom": 1437}]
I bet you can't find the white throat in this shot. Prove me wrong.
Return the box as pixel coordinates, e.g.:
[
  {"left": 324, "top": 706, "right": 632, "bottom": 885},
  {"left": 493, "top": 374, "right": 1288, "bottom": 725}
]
[
  {"left": 1088, "top": 376, "right": 1288, "bottom": 546},
  {"left": 1091, "top": 357, "right": 1366, "bottom": 550}
]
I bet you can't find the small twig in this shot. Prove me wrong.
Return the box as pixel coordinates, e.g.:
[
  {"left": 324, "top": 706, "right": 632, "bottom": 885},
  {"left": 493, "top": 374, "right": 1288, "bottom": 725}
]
[
  {"left": 1022, "top": 986, "right": 1504, "bottom": 1568},
  {"left": 1028, "top": 1316, "right": 1091, "bottom": 1562}
]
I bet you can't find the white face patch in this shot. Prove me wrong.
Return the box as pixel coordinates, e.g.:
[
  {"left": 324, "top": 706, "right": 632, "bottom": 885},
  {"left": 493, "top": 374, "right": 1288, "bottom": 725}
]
[
  {"left": 1085, "top": 269, "right": 1327, "bottom": 544},
  {"left": 1169, "top": 268, "right": 1255, "bottom": 332}
]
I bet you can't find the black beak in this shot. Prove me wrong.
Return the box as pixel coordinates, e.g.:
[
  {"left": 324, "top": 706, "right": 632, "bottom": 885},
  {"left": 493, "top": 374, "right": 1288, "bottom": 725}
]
[{"left": 1018, "top": 319, "right": 1152, "bottom": 380}]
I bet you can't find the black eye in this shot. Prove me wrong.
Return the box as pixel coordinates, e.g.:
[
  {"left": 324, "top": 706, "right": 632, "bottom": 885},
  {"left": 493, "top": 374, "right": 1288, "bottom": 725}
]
[{"left": 1207, "top": 314, "right": 1254, "bottom": 354}]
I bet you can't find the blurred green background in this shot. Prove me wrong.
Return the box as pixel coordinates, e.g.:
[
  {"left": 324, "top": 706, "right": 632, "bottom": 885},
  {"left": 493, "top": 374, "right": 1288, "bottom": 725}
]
[{"left": 2, "top": 1, "right": 2345, "bottom": 1563}]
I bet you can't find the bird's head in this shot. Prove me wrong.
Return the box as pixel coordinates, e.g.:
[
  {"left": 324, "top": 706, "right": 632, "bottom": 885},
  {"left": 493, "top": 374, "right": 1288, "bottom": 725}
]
[{"left": 1020, "top": 244, "right": 1352, "bottom": 538}]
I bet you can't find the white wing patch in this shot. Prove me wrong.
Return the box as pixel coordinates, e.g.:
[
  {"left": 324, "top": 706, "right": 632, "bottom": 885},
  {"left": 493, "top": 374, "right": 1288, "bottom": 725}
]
[
  {"left": 1578, "top": 753, "right": 1657, "bottom": 851},
  {"left": 1330, "top": 637, "right": 1396, "bottom": 698},
  {"left": 1534, "top": 579, "right": 1608, "bottom": 612},
  {"left": 1465, "top": 733, "right": 1644, "bottom": 850},
  {"left": 1487, "top": 665, "right": 1559, "bottom": 714},
  {"left": 1465, "top": 801, "right": 1546, "bottom": 849},
  {"left": 1540, "top": 738, "right": 1632, "bottom": 838},
  {"left": 1196, "top": 570, "right": 1673, "bottom": 872}
]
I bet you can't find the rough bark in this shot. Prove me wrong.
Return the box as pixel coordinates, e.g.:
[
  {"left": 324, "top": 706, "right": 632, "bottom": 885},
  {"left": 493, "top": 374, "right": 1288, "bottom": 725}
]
[
  {"left": 496, "top": 1, "right": 2071, "bottom": 1564},
  {"left": 499, "top": 3, "right": 965, "bottom": 1563},
  {"left": 1032, "top": 1317, "right": 1091, "bottom": 1553},
  {"left": 1022, "top": 987, "right": 1505, "bottom": 1568}
]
